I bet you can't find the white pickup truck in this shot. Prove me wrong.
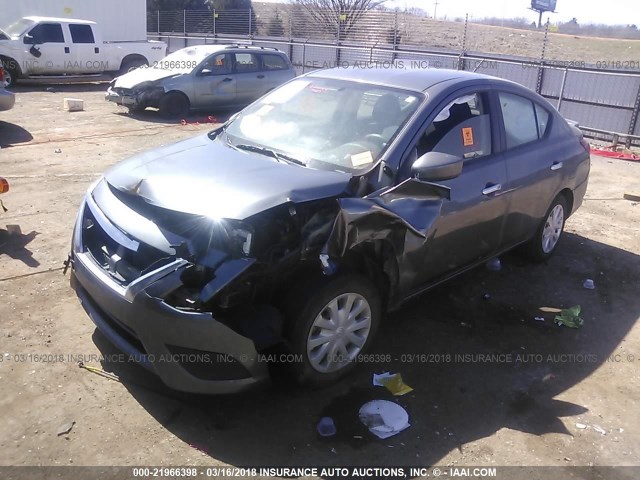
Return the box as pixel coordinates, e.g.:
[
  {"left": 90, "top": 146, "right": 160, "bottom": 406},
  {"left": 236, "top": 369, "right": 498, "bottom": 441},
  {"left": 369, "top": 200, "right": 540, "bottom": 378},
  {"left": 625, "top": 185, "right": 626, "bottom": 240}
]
[{"left": 0, "top": 17, "right": 167, "bottom": 86}]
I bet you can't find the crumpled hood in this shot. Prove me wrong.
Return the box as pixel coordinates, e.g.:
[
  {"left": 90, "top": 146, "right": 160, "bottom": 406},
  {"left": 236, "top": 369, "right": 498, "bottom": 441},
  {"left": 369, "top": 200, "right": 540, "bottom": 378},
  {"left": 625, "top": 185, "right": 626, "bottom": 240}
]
[
  {"left": 103, "top": 133, "right": 352, "bottom": 220},
  {"left": 112, "top": 67, "right": 183, "bottom": 89}
]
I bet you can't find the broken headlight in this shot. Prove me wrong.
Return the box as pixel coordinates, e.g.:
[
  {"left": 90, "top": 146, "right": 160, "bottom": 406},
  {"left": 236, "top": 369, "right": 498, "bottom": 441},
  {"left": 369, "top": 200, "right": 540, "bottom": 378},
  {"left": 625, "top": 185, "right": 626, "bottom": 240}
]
[{"left": 231, "top": 224, "right": 253, "bottom": 256}]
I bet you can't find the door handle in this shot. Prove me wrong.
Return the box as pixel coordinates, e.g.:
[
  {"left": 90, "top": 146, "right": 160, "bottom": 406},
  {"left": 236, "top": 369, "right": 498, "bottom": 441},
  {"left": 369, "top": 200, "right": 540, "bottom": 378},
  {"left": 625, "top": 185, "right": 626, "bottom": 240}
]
[
  {"left": 551, "top": 161, "right": 563, "bottom": 171},
  {"left": 257, "top": 74, "right": 265, "bottom": 79},
  {"left": 222, "top": 77, "right": 233, "bottom": 82},
  {"left": 482, "top": 183, "right": 502, "bottom": 195},
  {"left": 64, "top": 47, "right": 70, "bottom": 54}
]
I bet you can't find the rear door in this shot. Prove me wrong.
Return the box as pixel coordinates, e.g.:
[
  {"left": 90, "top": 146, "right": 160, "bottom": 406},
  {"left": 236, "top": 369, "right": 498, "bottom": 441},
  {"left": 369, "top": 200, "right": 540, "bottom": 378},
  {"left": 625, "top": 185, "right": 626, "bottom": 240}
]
[
  {"left": 67, "top": 24, "right": 102, "bottom": 74},
  {"left": 24, "top": 22, "right": 69, "bottom": 74},
  {"left": 496, "top": 90, "right": 565, "bottom": 246},
  {"left": 231, "top": 52, "right": 266, "bottom": 105},
  {"left": 396, "top": 88, "right": 509, "bottom": 289},
  {"left": 192, "top": 52, "right": 236, "bottom": 109}
]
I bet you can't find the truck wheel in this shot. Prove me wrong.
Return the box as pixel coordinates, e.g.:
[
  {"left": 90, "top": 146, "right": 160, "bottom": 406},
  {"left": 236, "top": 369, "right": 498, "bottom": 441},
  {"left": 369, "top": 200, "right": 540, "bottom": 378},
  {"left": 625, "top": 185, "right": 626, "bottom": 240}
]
[
  {"left": 159, "top": 92, "right": 190, "bottom": 118},
  {"left": 286, "top": 274, "right": 381, "bottom": 386},
  {"left": 1, "top": 59, "right": 19, "bottom": 87},
  {"left": 520, "top": 194, "right": 568, "bottom": 262},
  {"left": 118, "top": 58, "right": 147, "bottom": 76}
]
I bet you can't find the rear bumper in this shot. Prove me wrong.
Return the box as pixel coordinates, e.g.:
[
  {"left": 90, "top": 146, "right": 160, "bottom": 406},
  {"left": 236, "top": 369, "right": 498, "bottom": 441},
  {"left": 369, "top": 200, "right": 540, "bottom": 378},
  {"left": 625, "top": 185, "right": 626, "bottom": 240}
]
[
  {"left": 71, "top": 201, "right": 270, "bottom": 394},
  {"left": 0, "top": 89, "right": 15, "bottom": 111}
]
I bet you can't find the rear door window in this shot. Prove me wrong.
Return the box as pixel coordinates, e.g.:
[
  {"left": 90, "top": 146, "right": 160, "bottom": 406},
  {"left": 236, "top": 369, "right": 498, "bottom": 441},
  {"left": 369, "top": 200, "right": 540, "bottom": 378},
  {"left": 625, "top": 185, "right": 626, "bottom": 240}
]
[
  {"left": 499, "top": 92, "right": 540, "bottom": 149},
  {"left": 233, "top": 53, "right": 259, "bottom": 73},
  {"left": 69, "top": 24, "right": 95, "bottom": 44}
]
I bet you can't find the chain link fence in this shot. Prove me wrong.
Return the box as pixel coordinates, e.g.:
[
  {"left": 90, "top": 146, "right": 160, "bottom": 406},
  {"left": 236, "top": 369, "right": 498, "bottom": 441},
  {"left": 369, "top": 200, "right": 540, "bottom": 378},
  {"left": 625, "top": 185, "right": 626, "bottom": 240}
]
[{"left": 147, "top": 8, "right": 640, "bottom": 146}]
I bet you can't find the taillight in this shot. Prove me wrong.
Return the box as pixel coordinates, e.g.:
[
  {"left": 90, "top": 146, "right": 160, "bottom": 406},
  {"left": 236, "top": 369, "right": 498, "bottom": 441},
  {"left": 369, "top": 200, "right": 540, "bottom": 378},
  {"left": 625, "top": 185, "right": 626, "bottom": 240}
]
[
  {"left": 0, "top": 67, "right": 4, "bottom": 83},
  {"left": 580, "top": 137, "right": 590, "bottom": 154},
  {"left": 0, "top": 178, "right": 9, "bottom": 194}
]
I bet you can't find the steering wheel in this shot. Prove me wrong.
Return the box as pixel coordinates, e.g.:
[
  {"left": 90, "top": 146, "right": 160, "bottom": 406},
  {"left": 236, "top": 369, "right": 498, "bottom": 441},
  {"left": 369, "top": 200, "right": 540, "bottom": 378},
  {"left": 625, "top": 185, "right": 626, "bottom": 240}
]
[{"left": 365, "top": 134, "right": 387, "bottom": 149}]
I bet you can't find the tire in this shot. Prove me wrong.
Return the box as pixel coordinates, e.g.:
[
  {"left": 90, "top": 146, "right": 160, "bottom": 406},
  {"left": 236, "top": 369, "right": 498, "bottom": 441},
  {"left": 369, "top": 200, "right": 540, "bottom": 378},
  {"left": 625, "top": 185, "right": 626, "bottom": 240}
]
[
  {"left": 159, "top": 92, "right": 190, "bottom": 118},
  {"left": 285, "top": 274, "right": 381, "bottom": 386},
  {"left": 1, "top": 59, "right": 19, "bottom": 88},
  {"left": 521, "top": 194, "right": 568, "bottom": 262},
  {"left": 118, "top": 58, "right": 147, "bottom": 76}
]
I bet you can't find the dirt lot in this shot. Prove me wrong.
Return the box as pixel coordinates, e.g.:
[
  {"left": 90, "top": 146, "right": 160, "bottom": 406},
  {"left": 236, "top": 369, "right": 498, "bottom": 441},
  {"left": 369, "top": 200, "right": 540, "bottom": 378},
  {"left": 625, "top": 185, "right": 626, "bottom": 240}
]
[{"left": 0, "top": 84, "right": 639, "bottom": 475}]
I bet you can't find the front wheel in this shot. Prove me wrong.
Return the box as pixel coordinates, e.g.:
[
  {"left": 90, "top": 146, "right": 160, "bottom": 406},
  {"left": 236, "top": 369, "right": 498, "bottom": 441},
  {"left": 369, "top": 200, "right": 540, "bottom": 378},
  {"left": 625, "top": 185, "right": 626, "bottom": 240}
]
[
  {"left": 286, "top": 274, "right": 381, "bottom": 386},
  {"left": 521, "top": 195, "right": 568, "bottom": 262},
  {"left": 1, "top": 59, "right": 19, "bottom": 88},
  {"left": 159, "top": 92, "right": 190, "bottom": 118}
]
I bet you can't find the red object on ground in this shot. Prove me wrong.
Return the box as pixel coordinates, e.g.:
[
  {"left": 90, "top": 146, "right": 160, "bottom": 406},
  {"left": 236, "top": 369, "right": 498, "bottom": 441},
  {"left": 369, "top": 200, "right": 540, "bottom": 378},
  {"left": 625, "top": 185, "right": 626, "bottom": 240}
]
[
  {"left": 590, "top": 147, "right": 640, "bottom": 161},
  {"left": 0, "top": 177, "right": 9, "bottom": 194},
  {"left": 180, "top": 116, "right": 218, "bottom": 126}
]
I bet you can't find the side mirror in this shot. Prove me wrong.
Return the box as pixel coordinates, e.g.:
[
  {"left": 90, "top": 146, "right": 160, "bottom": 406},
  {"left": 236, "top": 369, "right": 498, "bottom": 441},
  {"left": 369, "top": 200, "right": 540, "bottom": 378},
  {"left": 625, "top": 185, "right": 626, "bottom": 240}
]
[
  {"left": 29, "top": 45, "right": 42, "bottom": 58},
  {"left": 411, "top": 151, "right": 463, "bottom": 182},
  {"left": 23, "top": 34, "right": 36, "bottom": 45}
]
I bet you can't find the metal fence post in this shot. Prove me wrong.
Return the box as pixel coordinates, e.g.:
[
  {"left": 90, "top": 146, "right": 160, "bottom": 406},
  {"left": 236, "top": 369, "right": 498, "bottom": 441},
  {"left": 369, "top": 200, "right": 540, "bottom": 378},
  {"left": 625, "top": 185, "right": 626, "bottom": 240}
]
[
  {"left": 391, "top": 11, "right": 398, "bottom": 62},
  {"left": 249, "top": 9, "right": 252, "bottom": 36},
  {"left": 289, "top": 18, "right": 294, "bottom": 64},
  {"left": 627, "top": 83, "right": 640, "bottom": 148},
  {"left": 213, "top": 10, "right": 216, "bottom": 37},
  {"left": 336, "top": 11, "right": 342, "bottom": 66},
  {"left": 557, "top": 67, "right": 568, "bottom": 111},
  {"left": 157, "top": 10, "right": 160, "bottom": 33},
  {"left": 458, "top": 13, "right": 468, "bottom": 71},
  {"left": 183, "top": 10, "right": 186, "bottom": 35},
  {"left": 536, "top": 20, "right": 549, "bottom": 95}
]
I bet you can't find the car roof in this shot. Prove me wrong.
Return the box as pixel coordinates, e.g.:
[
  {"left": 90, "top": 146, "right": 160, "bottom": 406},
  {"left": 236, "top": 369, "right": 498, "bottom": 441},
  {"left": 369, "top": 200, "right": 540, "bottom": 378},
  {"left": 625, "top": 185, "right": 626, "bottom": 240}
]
[
  {"left": 24, "top": 16, "right": 96, "bottom": 25},
  {"left": 306, "top": 67, "right": 500, "bottom": 93}
]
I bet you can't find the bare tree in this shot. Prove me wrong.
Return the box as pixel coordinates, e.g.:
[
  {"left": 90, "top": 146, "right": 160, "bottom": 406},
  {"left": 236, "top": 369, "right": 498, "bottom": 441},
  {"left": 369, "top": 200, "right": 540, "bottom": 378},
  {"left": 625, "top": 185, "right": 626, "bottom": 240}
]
[{"left": 293, "top": 0, "right": 387, "bottom": 38}]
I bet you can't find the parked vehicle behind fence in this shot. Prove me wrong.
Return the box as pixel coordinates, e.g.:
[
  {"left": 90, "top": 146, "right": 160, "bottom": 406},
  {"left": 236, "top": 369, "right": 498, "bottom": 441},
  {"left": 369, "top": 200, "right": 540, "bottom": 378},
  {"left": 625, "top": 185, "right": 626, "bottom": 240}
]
[
  {"left": 70, "top": 67, "right": 590, "bottom": 394},
  {"left": 105, "top": 44, "right": 296, "bottom": 117},
  {"left": 0, "top": 16, "right": 167, "bottom": 86}
]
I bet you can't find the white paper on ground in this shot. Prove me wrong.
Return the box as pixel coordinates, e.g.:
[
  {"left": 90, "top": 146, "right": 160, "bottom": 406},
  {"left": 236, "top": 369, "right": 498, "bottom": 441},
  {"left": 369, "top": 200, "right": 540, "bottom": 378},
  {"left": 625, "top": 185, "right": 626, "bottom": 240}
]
[{"left": 359, "top": 400, "right": 410, "bottom": 439}]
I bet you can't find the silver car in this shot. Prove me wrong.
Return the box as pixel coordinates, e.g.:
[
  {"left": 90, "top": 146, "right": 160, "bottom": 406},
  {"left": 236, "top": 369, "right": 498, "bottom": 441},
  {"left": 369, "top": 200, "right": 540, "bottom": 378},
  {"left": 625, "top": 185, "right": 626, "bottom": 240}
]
[
  {"left": 106, "top": 44, "right": 296, "bottom": 117},
  {"left": 0, "top": 66, "right": 15, "bottom": 111}
]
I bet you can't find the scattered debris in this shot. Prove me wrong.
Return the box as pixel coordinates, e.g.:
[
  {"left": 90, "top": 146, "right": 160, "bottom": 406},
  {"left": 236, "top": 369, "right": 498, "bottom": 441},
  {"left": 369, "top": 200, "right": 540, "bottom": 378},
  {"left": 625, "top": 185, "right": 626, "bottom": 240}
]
[
  {"left": 583, "top": 278, "right": 595, "bottom": 289},
  {"left": 359, "top": 400, "right": 410, "bottom": 439},
  {"left": 482, "top": 293, "right": 491, "bottom": 300},
  {"left": 623, "top": 193, "right": 640, "bottom": 202},
  {"left": 317, "top": 416, "right": 336, "bottom": 437},
  {"left": 63, "top": 98, "right": 84, "bottom": 112},
  {"left": 592, "top": 425, "right": 606, "bottom": 436},
  {"left": 373, "top": 372, "right": 414, "bottom": 396},
  {"left": 564, "top": 457, "right": 572, "bottom": 462},
  {"left": 575, "top": 423, "right": 587, "bottom": 429},
  {"left": 78, "top": 362, "right": 120, "bottom": 382},
  {"left": 46, "top": 87, "right": 57, "bottom": 93},
  {"left": 486, "top": 257, "right": 502, "bottom": 271},
  {"left": 542, "top": 373, "right": 556, "bottom": 382},
  {"left": 54, "top": 148, "right": 62, "bottom": 154},
  {"left": 554, "top": 305, "right": 584, "bottom": 328},
  {"left": 534, "top": 316, "right": 545, "bottom": 322},
  {"left": 57, "top": 421, "right": 75, "bottom": 436}
]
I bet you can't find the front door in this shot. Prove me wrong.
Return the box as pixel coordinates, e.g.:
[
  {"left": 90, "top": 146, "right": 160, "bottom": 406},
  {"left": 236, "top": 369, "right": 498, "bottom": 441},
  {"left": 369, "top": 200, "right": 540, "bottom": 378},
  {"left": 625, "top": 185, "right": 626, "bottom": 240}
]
[
  {"left": 192, "top": 53, "right": 236, "bottom": 109},
  {"left": 24, "top": 23, "right": 69, "bottom": 75},
  {"left": 396, "top": 90, "right": 509, "bottom": 291}
]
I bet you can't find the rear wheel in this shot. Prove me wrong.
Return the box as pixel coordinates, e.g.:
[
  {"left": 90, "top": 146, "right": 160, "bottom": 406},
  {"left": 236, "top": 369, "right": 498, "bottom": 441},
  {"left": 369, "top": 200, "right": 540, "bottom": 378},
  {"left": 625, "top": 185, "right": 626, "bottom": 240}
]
[
  {"left": 286, "top": 274, "right": 381, "bottom": 386},
  {"left": 159, "top": 92, "right": 190, "bottom": 118},
  {"left": 521, "top": 195, "right": 568, "bottom": 262}
]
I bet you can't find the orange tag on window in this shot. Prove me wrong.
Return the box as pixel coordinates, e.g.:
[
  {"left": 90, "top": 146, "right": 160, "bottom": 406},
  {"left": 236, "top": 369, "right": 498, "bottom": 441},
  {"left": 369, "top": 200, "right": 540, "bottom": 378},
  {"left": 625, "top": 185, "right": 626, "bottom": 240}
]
[{"left": 462, "top": 127, "right": 474, "bottom": 146}]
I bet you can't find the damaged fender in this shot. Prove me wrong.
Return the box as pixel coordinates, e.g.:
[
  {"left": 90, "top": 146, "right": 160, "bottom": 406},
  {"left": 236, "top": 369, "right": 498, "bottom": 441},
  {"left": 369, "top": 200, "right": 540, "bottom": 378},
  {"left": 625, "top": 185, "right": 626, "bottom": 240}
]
[{"left": 321, "top": 178, "right": 451, "bottom": 301}]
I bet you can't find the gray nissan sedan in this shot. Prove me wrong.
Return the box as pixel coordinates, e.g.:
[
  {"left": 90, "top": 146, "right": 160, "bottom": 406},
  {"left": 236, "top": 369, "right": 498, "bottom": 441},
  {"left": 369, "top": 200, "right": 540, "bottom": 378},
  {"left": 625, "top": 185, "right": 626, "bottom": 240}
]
[{"left": 70, "top": 67, "right": 590, "bottom": 393}]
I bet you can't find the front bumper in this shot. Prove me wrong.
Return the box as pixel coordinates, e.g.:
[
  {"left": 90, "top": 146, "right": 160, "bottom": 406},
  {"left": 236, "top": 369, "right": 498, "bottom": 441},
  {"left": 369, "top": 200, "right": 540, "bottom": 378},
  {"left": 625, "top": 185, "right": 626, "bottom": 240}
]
[
  {"left": 71, "top": 199, "right": 270, "bottom": 394},
  {"left": 105, "top": 87, "right": 138, "bottom": 107}
]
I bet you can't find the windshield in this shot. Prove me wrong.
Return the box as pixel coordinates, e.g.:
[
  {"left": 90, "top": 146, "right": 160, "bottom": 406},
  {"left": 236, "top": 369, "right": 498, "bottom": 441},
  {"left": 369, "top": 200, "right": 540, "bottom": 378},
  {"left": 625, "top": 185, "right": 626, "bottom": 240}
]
[
  {"left": 152, "top": 46, "right": 215, "bottom": 73},
  {"left": 224, "top": 77, "right": 423, "bottom": 173},
  {"left": 3, "top": 18, "right": 36, "bottom": 37}
]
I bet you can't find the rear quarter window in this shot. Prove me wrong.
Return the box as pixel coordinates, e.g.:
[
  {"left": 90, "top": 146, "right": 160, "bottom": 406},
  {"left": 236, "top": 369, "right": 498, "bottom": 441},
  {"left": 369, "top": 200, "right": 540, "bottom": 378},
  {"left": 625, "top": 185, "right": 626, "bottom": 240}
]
[
  {"left": 499, "top": 92, "right": 540, "bottom": 149},
  {"left": 69, "top": 24, "right": 95, "bottom": 44},
  {"left": 261, "top": 54, "right": 289, "bottom": 71}
]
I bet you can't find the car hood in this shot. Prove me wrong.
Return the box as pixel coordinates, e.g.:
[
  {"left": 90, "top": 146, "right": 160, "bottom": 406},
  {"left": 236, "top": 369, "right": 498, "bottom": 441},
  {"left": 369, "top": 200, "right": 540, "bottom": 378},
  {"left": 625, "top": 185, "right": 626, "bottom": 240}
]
[
  {"left": 112, "top": 67, "right": 184, "bottom": 89},
  {"left": 103, "top": 133, "right": 352, "bottom": 220}
]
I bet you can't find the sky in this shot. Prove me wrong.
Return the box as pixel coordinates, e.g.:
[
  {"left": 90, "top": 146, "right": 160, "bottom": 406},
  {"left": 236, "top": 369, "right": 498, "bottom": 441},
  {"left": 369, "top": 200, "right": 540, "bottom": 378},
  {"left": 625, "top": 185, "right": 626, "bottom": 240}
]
[{"left": 258, "top": 0, "right": 640, "bottom": 26}]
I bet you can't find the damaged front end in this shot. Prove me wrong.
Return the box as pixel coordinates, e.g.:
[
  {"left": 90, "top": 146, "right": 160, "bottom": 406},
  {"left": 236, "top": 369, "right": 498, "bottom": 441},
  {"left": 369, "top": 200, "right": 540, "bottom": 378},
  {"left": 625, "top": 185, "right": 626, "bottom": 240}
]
[{"left": 106, "top": 80, "right": 165, "bottom": 110}]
